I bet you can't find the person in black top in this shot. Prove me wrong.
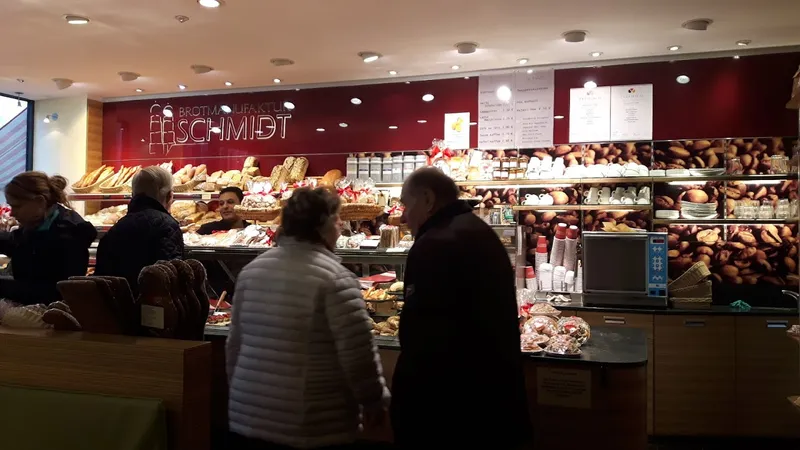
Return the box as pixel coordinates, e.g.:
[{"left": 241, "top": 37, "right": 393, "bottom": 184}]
[
  {"left": 197, "top": 186, "right": 249, "bottom": 235},
  {"left": 390, "top": 168, "right": 531, "bottom": 449},
  {"left": 95, "top": 166, "right": 184, "bottom": 295},
  {"left": 0, "top": 172, "right": 97, "bottom": 305}
]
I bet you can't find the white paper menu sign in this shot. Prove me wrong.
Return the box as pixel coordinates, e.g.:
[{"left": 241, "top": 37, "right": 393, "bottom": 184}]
[
  {"left": 478, "top": 74, "right": 515, "bottom": 149},
  {"left": 444, "top": 112, "right": 471, "bottom": 149},
  {"left": 610, "top": 84, "right": 653, "bottom": 141},
  {"left": 514, "top": 69, "right": 554, "bottom": 148},
  {"left": 569, "top": 86, "right": 612, "bottom": 143}
]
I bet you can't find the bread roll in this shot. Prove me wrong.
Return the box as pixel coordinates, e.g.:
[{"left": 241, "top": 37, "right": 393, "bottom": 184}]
[{"left": 321, "top": 169, "right": 343, "bottom": 186}]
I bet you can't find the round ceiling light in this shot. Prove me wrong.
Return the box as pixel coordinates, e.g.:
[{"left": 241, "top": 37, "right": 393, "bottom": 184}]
[
  {"left": 583, "top": 80, "right": 597, "bottom": 89},
  {"left": 736, "top": 39, "right": 751, "bottom": 47},
  {"left": 422, "top": 94, "right": 434, "bottom": 102},
  {"left": 273, "top": 78, "right": 281, "bottom": 84},
  {"left": 175, "top": 15, "right": 190, "bottom": 23},
  {"left": 191, "top": 65, "right": 214, "bottom": 74},
  {"left": 562, "top": 30, "right": 587, "bottom": 43},
  {"left": 526, "top": 69, "right": 533, "bottom": 74},
  {"left": 668, "top": 45, "right": 682, "bottom": 51},
  {"left": 554, "top": 115, "right": 565, "bottom": 119},
  {"left": 163, "top": 108, "right": 174, "bottom": 118},
  {"left": 681, "top": 18, "right": 712, "bottom": 31},
  {"left": 198, "top": 0, "right": 222, "bottom": 8},
  {"left": 224, "top": 81, "right": 232, "bottom": 86},
  {"left": 733, "top": 55, "right": 741, "bottom": 60},
  {"left": 590, "top": 52, "right": 603, "bottom": 57},
  {"left": 496, "top": 85, "right": 512, "bottom": 102},
  {"left": 53, "top": 78, "right": 73, "bottom": 90},
  {"left": 518, "top": 58, "right": 529, "bottom": 65},
  {"left": 388, "top": 70, "right": 398, "bottom": 75},
  {"left": 676, "top": 75, "right": 690, "bottom": 84},
  {"left": 64, "top": 15, "right": 90, "bottom": 25},
  {"left": 283, "top": 101, "right": 295, "bottom": 110},
  {"left": 388, "top": 125, "right": 398, "bottom": 130},
  {"left": 211, "top": 126, "right": 222, "bottom": 134},
  {"left": 118, "top": 71, "right": 140, "bottom": 82},
  {"left": 316, "top": 128, "right": 325, "bottom": 132},
  {"left": 339, "top": 123, "right": 348, "bottom": 128},
  {"left": 417, "top": 120, "right": 427, "bottom": 124},
  {"left": 350, "top": 98, "right": 362, "bottom": 105},
  {"left": 455, "top": 42, "right": 479, "bottom": 54},
  {"left": 220, "top": 105, "right": 232, "bottom": 113},
  {"left": 451, "top": 65, "right": 461, "bottom": 70},
  {"left": 359, "top": 52, "right": 382, "bottom": 63},
  {"left": 178, "top": 84, "right": 187, "bottom": 90},
  {"left": 135, "top": 88, "right": 144, "bottom": 93}
]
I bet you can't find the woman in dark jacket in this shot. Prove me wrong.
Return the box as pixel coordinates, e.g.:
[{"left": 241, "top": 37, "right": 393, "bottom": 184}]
[
  {"left": 95, "top": 166, "right": 184, "bottom": 296},
  {"left": 0, "top": 172, "right": 97, "bottom": 305}
]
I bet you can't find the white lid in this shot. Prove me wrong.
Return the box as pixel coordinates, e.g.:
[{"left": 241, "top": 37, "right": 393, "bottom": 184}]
[{"left": 404, "top": 155, "right": 416, "bottom": 161}]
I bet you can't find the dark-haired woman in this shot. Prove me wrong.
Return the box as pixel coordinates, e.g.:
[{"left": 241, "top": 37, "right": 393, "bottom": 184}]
[
  {"left": 227, "top": 187, "right": 389, "bottom": 449},
  {"left": 0, "top": 171, "right": 97, "bottom": 305}
]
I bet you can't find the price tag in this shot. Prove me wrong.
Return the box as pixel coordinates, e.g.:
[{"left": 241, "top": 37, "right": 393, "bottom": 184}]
[
  {"left": 141, "top": 305, "right": 165, "bottom": 329},
  {"left": 386, "top": 248, "right": 407, "bottom": 253},
  {"left": 502, "top": 229, "right": 515, "bottom": 237},
  {"left": 201, "top": 193, "right": 212, "bottom": 200}
]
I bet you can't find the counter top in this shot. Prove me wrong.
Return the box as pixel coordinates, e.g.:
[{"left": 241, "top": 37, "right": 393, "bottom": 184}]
[
  {"left": 553, "top": 301, "right": 798, "bottom": 317},
  {"left": 206, "top": 326, "right": 647, "bottom": 366}
]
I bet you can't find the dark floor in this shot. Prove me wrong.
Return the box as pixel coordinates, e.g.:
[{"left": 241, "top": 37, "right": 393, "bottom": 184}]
[{"left": 648, "top": 437, "right": 800, "bottom": 450}]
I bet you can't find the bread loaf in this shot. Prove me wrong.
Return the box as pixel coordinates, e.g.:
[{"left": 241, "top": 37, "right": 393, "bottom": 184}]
[
  {"left": 289, "top": 157, "right": 309, "bottom": 182},
  {"left": 43, "top": 309, "right": 82, "bottom": 331},
  {"left": 243, "top": 156, "right": 259, "bottom": 169},
  {"left": 95, "top": 276, "right": 138, "bottom": 335},
  {"left": 283, "top": 157, "right": 296, "bottom": 172},
  {"left": 155, "top": 262, "right": 187, "bottom": 338},
  {"left": 137, "top": 265, "right": 179, "bottom": 338},
  {"left": 170, "top": 260, "right": 201, "bottom": 339},
  {"left": 321, "top": 169, "right": 343, "bottom": 186},
  {"left": 185, "top": 259, "right": 210, "bottom": 337}
]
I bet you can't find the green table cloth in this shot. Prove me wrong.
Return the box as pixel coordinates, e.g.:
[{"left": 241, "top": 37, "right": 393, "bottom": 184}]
[{"left": 0, "top": 385, "right": 167, "bottom": 450}]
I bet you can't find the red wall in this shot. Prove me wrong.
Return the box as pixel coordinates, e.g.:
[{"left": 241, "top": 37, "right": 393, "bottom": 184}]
[{"left": 102, "top": 52, "right": 800, "bottom": 175}]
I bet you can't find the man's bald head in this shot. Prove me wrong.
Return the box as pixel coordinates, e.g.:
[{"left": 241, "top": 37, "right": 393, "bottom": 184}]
[
  {"left": 400, "top": 167, "right": 460, "bottom": 235},
  {"left": 402, "top": 167, "right": 459, "bottom": 206}
]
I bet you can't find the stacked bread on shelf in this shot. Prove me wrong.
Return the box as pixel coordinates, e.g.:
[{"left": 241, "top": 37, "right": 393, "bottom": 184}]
[
  {"left": 99, "top": 165, "right": 142, "bottom": 193},
  {"left": 170, "top": 201, "right": 221, "bottom": 231},
  {"left": 172, "top": 163, "right": 207, "bottom": 191},
  {"left": 668, "top": 261, "right": 712, "bottom": 308},
  {"left": 72, "top": 165, "right": 115, "bottom": 192}
]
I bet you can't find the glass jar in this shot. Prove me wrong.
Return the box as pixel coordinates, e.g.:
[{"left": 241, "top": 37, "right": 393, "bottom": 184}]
[
  {"left": 508, "top": 156, "right": 519, "bottom": 169},
  {"left": 492, "top": 157, "right": 502, "bottom": 169},
  {"left": 519, "top": 155, "right": 530, "bottom": 171},
  {"left": 500, "top": 157, "right": 510, "bottom": 169}
]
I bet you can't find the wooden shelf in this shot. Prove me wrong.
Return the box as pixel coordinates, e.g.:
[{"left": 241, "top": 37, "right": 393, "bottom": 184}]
[
  {"left": 69, "top": 192, "right": 219, "bottom": 201},
  {"left": 653, "top": 218, "right": 798, "bottom": 225},
  {"left": 513, "top": 204, "right": 652, "bottom": 212}
]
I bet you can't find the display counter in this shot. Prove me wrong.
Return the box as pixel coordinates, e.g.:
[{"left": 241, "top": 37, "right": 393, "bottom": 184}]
[{"left": 0, "top": 327, "right": 212, "bottom": 450}]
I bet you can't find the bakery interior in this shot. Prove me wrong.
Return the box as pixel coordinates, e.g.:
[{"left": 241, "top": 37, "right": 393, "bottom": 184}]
[{"left": 1, "top": 1, "right": 800, "bottom": 449}]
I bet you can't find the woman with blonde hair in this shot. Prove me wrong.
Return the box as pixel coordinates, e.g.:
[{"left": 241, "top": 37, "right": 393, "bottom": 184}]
[
  {"left": 0, "top": 171, "right": 97, "bottom": 304},
  {"left": 227, "top": 186, "right": 389, "bottom": 449}
]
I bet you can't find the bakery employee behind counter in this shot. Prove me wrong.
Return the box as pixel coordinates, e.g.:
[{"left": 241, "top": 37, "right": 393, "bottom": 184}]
[{"left": 197, "top": 187, "right": 250, "bottom": 235}]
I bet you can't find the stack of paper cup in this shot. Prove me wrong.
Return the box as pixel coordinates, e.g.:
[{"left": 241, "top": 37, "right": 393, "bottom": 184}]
[
  {"left": 549, "top": 224, "right": 567, "bottom": 267},
  {"left": 525, "top": 266, "right": 537, "bottom": 293},
  {"left": 565, "top": 270, "right": 575, "bottom": 292},
  {"left": 575, "top": 261, "right": 583, "bottom": 293},
  {"left": 564, "top": 225, "right": 579, "bottom": 272},
  {"left": 553, "top": 266, "right": 567, "bottom": 292},
  {"left": 534, "top": 236, "right": 549, "bottom": 288},
  {"left": 539, "top": 263, "right": 554, "bottom": 291}
]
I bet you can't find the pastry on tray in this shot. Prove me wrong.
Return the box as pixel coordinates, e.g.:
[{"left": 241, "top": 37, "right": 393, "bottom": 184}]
[
  {"left": 528, "top": 302, "right": 561, "bottom": 316},
  {"left": 522, "top": 315, "right": 559, "bottom": 337},
  {"left": 544, "top": 335, "right": 582, "bottom": 356},
  {"left": 557, "top": 316, "right": 591, "bottom": 345},
  {"left": 521, "top": 333, "right": 549, "bottom": 352}
]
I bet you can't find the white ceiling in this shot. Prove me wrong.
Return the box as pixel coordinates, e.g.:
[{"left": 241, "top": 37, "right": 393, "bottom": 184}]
[{"left": 2, "top": 0, "right": 800, "bottom": 101}]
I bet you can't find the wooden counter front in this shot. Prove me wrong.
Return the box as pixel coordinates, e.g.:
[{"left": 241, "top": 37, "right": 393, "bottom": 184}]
[{"left": 0, "top": 327, "right": 212, "bottom": 450}]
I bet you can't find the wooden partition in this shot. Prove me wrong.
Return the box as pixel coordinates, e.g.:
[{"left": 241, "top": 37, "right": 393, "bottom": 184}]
[{"left": 0, "top": 327, "right": 212, "bottom": 450}]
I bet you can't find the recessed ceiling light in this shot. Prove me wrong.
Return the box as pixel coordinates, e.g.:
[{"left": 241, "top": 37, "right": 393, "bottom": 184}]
[
  {"left": 198, "top": 0, "right": 222, "bottom": 8},
  {"left": 668, "top": 45, "right": 682, "bottom": 51},
  {"left": 118, "top": 71, "right": 140, "bottom": 82},
  {"left": 273, "top": 78, "right": 281, "bottom": 84},
  {"left": 316, "top": 128, "right": 325, "bottom": 132},
  {"left": 733, "top": 55, "right": 740, "bottom": 60},
  {"left": 464, "top": 76, "right": 470, "bottom": 80},
  {"left": 562, "top": 30, "right": 587, "bottom": 43},
  {"left": 496, "top": 85, "right": 512, "bottom": 102},
  {"left": 583, "top": 81, "right": 597, "bottom": 89},
  {"left": 388, "top": 125, "right": 398, "bottom": 130},
  {"left": 518, "top": 58, "right": 529, "bottom": 65},
  {"left": 422, "top": 94, "right": 434, "bottom": 102},
  {"left": 554, "top": 115, "right": 565, "bottom": 119},
  {"left": 178, "top": 84, "right": 187, "bottom": 90},
  {"left": 590, "top": 52, "right": 603, "bottom": 57},
  {"left": 388, "top": 70, "right": 398, "bottom": 75},
  {"left": 417, "top": 120, "right": 427, "bottom": 124},
  {"left": 210, "top": 126, "right": 222, "bottom": 134},
  {"left": 339, "top": 123, "right": 348, "bottom": 128},
  {"left": 135, "top": 88, "right": 143, "bottom": 93},
  {"left": 681, "top": 18, "right": 712, "bottom": 31},
  {"left": 220, "top": 105, "right": 232, "bottom": 113},
  {"left": 455, "top": 42, "right": 479, "bottom": 54},
  {"left": 283, "top": 101, "right": 295, "bottom": 110},
  {"left": 224, "top": 81, "right": 233, "bottom": 86},
  {"left": 526, "top": 69, "right": 533, "bottom": 74},
  {"left": 163, "top": 108, "right": 173, "bottom": 118},
  {"left": 676, "top": 75, "right": 690, "bottom": 84},
  {"left": 191, "top": 64, "right": 214, "bottom": 74},
  {"left": 359, "top": 52, "right": 382, "bottom": 63},
  {"left": 64, "top": 15, "right": 90, "bottom": 25},
  {"left": 451, "top": 65, "right": 461, "bottom": 70},
  {"left": 404, "top": 81, "right": 410, "bottom": 84},
  {"left": 270, "top": 58, "right": 295, "bottom": 66},
  {"left": 175, "top": 15, "right": 189, "bottom": 23},
  {"left": 736, "top": 39, "right": 751, "bottom": 47},
  {"left": 53, "top": 78, "right": 73, "bottom": 90},
  {"left": 351, "top": 98, "right": 362, "bottom": 105}
]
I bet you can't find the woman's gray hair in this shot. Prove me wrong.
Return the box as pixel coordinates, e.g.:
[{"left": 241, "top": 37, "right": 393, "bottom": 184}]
[{"left": 132, "top": 166, "right": 173, "bottom": 203}]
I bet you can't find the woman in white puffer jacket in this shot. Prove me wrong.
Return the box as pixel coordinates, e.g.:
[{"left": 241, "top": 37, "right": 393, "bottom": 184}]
[{"left": 226, "top": 187, "right": 390, "bottom": 449}]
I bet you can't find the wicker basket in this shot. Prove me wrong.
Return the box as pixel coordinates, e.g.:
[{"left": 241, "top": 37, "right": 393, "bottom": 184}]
[
  {"left": 339, "top": 203, "right": 385, "bottom": 221},
  {"left": 670, "top": 280, "right": 712, "bottom": 299},
  {"left": 669, "top": 297, "right": 712, "bottom": 310},
  {"left": 234, "top": 205, "right": 281, "bottom": 222},
  {"left": 668, "top": 262, "right": 711, "bottom": 291},
  {"left": 72, "top": 171, "right": 114, "bottom": 194},
  {"left": 173, "top": 179, "right": 201, "bottom": 193}
]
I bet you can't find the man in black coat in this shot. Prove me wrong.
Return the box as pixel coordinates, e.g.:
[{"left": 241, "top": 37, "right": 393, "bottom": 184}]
[
  {"left": 95, "top": 166, "right": 184, "bottom": 296},
  {"left": 391, "top": 168, "right": 531, "bottom": 448}
]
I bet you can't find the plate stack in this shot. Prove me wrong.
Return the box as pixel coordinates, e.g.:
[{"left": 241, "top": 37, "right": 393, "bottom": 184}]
[
  {"left": 688, "top": 168, "right": 726, "bottom": 177},
  {"left": 680, "top": 201, "right": 718, "bottom": 219}
]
